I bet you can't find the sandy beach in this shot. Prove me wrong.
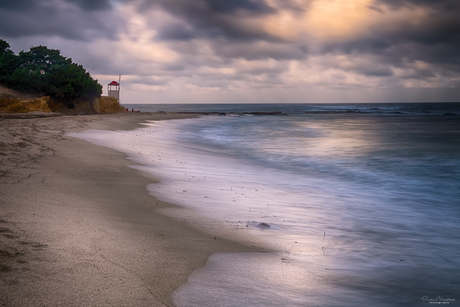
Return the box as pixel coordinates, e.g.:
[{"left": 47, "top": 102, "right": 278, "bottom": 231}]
[{"left": 0, "top": 113, "right": 256, "bottom": 306}]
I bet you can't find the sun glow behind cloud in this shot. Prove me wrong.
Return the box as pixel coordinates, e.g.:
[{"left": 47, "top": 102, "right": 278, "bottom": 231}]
[{"left": 305, "top": 0, "right": 376, "bottom": 41}]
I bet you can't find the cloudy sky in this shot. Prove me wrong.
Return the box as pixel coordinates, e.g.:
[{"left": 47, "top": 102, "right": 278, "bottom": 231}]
[{"left": 1, "top": 0, "right": 460, "bottom": 103}]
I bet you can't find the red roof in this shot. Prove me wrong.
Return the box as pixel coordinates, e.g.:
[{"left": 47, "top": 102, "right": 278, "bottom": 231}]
[{"left": 108, "top": 81, "right": 119, "bottom": 85}]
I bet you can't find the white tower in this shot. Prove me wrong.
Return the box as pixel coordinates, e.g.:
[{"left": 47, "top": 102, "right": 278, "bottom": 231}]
[{"left": 107, "top": 81, "right": 120, "bottom": 100}]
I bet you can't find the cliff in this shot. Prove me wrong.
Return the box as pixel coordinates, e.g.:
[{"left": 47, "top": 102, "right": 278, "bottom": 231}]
[
  {"left": 93, "top": 96, "right": 126, "bottom": 114},
  {"left": 0, "top": 84, "right": 124, "bottom": 115}
]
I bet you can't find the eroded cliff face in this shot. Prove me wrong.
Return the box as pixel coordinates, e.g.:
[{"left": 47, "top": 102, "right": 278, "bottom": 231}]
[
  {"left": 1, "top": 85, "right": 125, "bottom": 114},
  {"left": 93, "top": 96, "right": 125, "bottom": 114},
  {"left": 0, "top": 96, "right": 51, "bottom": 113}
]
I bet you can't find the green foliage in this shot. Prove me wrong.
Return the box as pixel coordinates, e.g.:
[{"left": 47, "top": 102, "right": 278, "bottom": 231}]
[
  {"left": 0, "top": 39, "right": 102, "bottom": 102},
  {"left": 0, "top": 39, "right": 17, "bottom": 81},
  {"left": 0, "top": 39, "right": 13, "bottom": 56}
]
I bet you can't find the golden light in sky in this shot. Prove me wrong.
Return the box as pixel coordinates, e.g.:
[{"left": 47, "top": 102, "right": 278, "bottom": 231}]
[
  {"left": 263, "top": 0, "right": 378, "bottom": 41},
  {"left": 305, "top": 0, "right": 376, "bottom": 40},
  {"left": 263, "top": 0, "right": 429, "bottom": 44}
]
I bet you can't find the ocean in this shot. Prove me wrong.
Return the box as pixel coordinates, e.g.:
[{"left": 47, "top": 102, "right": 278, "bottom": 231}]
[{"left": 71, "top": 103, "right": 460, "bottom": 306}]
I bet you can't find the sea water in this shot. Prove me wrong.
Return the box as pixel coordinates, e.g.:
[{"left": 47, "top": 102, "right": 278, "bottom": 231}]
[{"left": 71, "top": 103, "right": 460, "bottom": 306}]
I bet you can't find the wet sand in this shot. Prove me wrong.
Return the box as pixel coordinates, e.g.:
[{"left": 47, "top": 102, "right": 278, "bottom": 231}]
[{"left": 0, "top": 113, "right": 256, "bottom": 306}]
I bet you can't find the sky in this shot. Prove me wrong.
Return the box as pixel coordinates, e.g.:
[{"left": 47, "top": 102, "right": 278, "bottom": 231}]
[{"left": 1, "top": 0, "right": 460, "bottom": 103}]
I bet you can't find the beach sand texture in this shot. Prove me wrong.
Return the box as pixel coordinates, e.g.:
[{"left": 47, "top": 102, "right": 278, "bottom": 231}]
[{"left": 0, "top": 113, "right": 255, "bottom": 306}]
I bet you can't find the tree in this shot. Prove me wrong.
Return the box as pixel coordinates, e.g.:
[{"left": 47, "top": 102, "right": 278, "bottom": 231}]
[
  {"left": 0, "top": 39, "right": 102, "bottom": 103},
  {"left": 0, "top": 39, "right": 17, "bottom": 83},
  {"left": 0, "top": 39, "right": 13, "bottom": 56},
  {"left": 46, "top": 62, "right": 102, "bottom": 102}
]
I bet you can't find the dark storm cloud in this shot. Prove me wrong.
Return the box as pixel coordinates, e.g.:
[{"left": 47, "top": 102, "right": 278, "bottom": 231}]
[
  {"left": 0, "top": 0, "right": 112, "bottom": 12},
  {"left": 143, "top": 0, "right": 280, "bottom": 42},
  {"left": 162, "top": 63, "right": 187, "bottom": 72},
  {"left": 392, "top": 11, "right": 459, "bottom": 53},
  {"left": 63, "top": 0, "right": 112, "bottom": 11},
  {"left": 0, "top": 0, "right": 118, "bottom": 40},
  {"left": 322, "top": 37, "right": 459, "bottom": 79},
  {"left": 317, "top": 0, "right": 460, "bottom": 79},
  {"left": 374, "top": 0, "right": 459, "bottom": 11},
  {"left": 213, "top": 41, "right": 307, "bottom": 61},
  {"left": 0, "top": 0, "right": 34, "bottom": 11},
  {"left": 323, "top": 18, "right": 460, "bottom": 65},
  {"left": 192, "top": 0, "right": 274, "bottom": 14},
  {"left": 357, "top": 65, "right": 393, "bottom": 77},
  {"left": 371, "top": 0, "right": 460, "bottom": 61},
  {"left": 142, "top": 0, "right": 274, "bottom": 15},
  {"left": 156, "top": 23, "right": 196, "bottom": 41}
]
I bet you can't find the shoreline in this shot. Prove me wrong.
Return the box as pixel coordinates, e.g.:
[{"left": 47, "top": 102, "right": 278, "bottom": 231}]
[{"left": 0, "top": 113, "right": 258, "bottom": 306}]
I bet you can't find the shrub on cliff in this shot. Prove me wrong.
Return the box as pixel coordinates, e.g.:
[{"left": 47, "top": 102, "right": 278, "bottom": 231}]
[{"left": 0, "top": 39, "right": 102, "bottom": 106}]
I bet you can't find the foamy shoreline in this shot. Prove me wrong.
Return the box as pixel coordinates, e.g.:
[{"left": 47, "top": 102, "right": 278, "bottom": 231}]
[{"left": 0, "top": 113, "right": 256, "bottom": 306}]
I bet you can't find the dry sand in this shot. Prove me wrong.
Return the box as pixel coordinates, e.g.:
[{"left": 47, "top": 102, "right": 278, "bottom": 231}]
[{"left": 0, "top": 113, "right": 256, "bottom": 306}]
